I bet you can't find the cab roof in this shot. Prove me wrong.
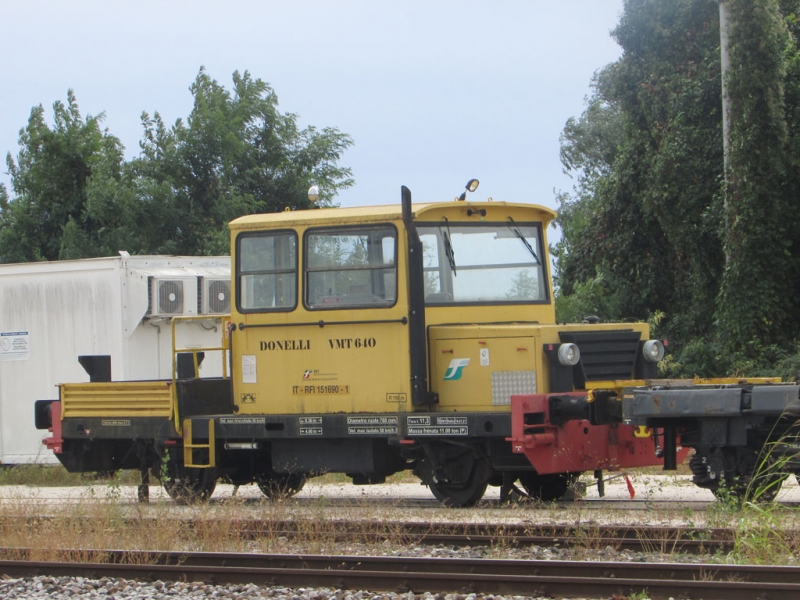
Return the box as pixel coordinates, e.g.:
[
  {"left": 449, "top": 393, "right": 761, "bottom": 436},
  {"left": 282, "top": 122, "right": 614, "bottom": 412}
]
[{"left": 229, "top": 201, "right": 557, "bottom": 231}]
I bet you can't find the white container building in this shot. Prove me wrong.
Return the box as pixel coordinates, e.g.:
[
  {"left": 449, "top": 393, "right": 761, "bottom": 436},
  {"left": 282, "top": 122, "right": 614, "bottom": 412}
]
[{"left": 0, "top": 254, "right": 231, "bottom": 464}]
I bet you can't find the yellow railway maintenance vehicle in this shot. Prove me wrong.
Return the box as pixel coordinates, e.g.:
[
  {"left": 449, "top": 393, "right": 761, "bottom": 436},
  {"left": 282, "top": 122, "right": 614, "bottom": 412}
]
[{"left": 37, "top": 183, "right": 800, "bottom": 505}]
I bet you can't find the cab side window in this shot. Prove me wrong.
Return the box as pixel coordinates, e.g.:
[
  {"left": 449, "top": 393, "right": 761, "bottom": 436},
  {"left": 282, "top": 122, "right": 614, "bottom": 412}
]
[
  {"left": 305, "top": 225, "right": 397, "bottom": 309},
  {"left": 237, "top": 231, "right": 297, "bottom": 311}
]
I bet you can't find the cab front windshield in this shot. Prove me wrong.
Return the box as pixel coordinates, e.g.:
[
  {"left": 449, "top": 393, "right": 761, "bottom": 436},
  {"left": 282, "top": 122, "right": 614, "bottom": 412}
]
[{"left": 417, "top": 221, "right": 548, "bottom": 304}]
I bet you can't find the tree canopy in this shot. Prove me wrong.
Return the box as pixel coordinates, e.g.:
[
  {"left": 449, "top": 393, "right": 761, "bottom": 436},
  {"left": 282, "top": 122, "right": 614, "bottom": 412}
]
[
  {"left": 555, "top": 0, "right": 800, "bottom": 375},
  {"left": 0, "top": 68, "right": 353, "bottom": 261}
]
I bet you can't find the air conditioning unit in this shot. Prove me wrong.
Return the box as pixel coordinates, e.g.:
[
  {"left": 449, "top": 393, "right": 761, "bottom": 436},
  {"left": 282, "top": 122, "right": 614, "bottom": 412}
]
[
  {"left": 148, "top": 277, "right": 199, "bottom": 317},
  {"left": 201, "top": 277, "right": 231, "bottom": 314}
]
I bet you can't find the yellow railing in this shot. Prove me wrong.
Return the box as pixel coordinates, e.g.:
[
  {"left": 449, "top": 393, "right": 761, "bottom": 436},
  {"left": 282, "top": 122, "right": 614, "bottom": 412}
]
[{"left": 169, "top": 315, "right": 231, "bottom": 435}]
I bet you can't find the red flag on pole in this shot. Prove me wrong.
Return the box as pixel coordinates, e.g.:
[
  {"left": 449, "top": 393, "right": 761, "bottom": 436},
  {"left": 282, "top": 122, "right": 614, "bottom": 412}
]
[{"left": 625, "top": 475, "right": 635, "bottom": 499}]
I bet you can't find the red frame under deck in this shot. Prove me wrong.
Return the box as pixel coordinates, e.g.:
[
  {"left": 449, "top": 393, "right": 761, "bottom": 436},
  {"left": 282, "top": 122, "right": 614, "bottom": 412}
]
[{"left": 507, "top": 393, "right": 689, "bottom": 474}]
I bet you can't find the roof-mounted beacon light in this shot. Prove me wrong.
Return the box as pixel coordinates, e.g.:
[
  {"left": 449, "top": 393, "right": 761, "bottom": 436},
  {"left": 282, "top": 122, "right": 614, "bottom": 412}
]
[
  {"left": 308, "top": 185, "right": 320, "bottom": 203},
  {"left": 456, "top": 179, "right": 480, "bottom": 201}
]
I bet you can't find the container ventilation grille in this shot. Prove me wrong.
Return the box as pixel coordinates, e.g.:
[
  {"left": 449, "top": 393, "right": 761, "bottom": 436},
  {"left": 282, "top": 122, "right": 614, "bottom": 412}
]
[
  {"left": 206, "top": 279, "right": 231, "bottom": 314},
  {"left": 158, "top": 280, "right": 184, "bottom": 314}
]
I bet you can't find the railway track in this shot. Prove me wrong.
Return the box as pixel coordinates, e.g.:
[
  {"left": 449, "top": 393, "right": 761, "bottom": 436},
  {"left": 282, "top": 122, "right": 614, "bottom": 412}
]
[
  {"left": 5, "top": 483, "right": 800, "bottom": 511},
  {"left": 0, "top": 493, "right": 732, "bottom": 512},
  {"left": 1, "top": 548, "right": 799, "bottom": 599},
  {"left": 0, "top": 515, "right": 744, "bottom": 554},
  {"left": 3, "top": 474, "right": 800, "bottom": 507}
]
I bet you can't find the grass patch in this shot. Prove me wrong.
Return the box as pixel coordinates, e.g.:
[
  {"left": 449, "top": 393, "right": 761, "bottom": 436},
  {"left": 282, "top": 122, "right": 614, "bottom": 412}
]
[
  {"left": 0, "top": 465, "right": 421, "bottom": 488},
  {"left": 0, "top": 489, "right": 439, "bottom": 559},
  {"left": 0, "top": 480, "right": 798, "bottom": 565},
  {"left": 0, "top": 465, "right": 143, "bottom": 487},
  {"left": 2, "top": 456, "right": 800, "bottom": 566}
]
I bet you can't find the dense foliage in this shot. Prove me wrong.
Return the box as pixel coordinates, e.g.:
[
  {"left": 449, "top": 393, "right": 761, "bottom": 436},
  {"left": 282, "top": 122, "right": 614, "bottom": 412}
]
[
  {"left": 0, "top": 68, "right": 353, "bottom": 261},
  {"left": 717, "top": 0, "right": 799, "bottom": 358},
  {"left": 555, "top": 0, "right": 800, "bottom": 377}
]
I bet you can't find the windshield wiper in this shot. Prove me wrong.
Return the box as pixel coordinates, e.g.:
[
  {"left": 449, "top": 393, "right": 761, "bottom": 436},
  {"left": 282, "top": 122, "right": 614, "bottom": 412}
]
[
  {"left": 439, "top": 217, "right": 457, "bottom": 276},
  {"left": 507, "top": 217, "right": 540, "bottom": 264}
]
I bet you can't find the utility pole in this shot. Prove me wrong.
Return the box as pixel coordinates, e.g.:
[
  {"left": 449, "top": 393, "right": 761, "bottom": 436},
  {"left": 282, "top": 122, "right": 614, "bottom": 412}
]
[{"left": 719, "top": 0, "right": 732, "bottom": 264}]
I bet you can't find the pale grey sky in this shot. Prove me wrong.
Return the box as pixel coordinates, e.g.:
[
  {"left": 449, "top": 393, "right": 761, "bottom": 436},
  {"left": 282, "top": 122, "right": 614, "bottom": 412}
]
[{"left": 0, "top": 1, "right": 624, "bottom": 212}]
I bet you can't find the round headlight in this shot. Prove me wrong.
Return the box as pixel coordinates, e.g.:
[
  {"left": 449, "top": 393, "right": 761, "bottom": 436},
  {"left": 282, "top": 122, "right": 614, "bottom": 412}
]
[
  {"left": 642, "top": 339, "right": 665, "bottom": 363},
  {"left": 557, "top": 343, "right": 581, "bottom": 366}
]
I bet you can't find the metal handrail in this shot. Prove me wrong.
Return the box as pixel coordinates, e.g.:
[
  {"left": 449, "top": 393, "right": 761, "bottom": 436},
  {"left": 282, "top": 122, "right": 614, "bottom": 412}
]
[{"left": 169, "top": 315, "right": 231, "bottom": 435}]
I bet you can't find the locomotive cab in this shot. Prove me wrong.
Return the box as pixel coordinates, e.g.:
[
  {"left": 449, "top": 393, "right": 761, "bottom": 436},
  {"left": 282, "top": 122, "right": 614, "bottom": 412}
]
[{"left": 227, "top": 196, "right": 559, "bottom": 415}]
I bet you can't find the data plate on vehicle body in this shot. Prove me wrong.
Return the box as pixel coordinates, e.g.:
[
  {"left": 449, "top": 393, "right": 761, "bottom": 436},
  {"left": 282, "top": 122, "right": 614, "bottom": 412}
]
[{"left": 292, "top": 384, "right": 351, "bottom": 395}]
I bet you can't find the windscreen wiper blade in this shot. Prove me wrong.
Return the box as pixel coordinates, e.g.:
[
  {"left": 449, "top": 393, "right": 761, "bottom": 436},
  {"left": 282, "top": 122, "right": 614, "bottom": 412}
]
[
  {"left": 507, "top": 217, "right": 540, "bottom": 264},
  {"left": 440, "top": 217, "right": 457, "bottom": 276}
]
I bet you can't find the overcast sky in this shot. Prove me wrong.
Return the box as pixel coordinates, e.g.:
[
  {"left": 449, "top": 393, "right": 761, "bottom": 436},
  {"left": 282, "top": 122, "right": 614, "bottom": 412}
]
[{"left": 0, "top": 1, "right": 624, "bottom": 215}]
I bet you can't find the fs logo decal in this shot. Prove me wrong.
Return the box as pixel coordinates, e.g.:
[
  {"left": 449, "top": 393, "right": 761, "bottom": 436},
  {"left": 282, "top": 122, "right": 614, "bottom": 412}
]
[{"left": 444, "top": 358, "right": 470, "bottom": 381}]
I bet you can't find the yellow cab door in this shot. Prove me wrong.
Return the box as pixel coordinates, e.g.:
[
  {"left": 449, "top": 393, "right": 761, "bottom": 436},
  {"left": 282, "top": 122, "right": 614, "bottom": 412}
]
[{"left": 229, "top": 211, "right": 412, "bottom": 416}]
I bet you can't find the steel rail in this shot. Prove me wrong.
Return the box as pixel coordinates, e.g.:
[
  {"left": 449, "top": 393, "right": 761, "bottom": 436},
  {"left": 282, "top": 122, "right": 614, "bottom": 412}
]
[{"left": 1, "top": 550, "right": 799, "bottom": 599}]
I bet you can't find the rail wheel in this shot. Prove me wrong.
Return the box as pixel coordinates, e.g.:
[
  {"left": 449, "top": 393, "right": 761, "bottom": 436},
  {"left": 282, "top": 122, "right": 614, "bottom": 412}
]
[
  {"left": 162, "top": 456, "right": 217, "bottom": 505},
  {"left": 713, "top": 471, "right": 787, "bottom": 502},
  {"left": 429, "top": 475, "right": 488, "bottom": 507},
  {"left": 256, "top": 473, "right": 307, "bottom": 500},
  {"left": 710, "top": 450, "right": 787, "bottom": 502},
  {"left": 417, "top": 448, "right": 492, "bottom": 507},
  {"left": 518, "top": 472, "right": 578, "bottom": 502}
]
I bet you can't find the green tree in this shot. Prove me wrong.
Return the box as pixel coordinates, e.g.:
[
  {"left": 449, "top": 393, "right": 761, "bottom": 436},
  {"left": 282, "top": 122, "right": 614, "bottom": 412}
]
[
  {"left": 0, "top": 91, "right": 126, "bottom": 262},
  {"left": 0, "top": 68, "right": 354, "bottom": 262},
  {"left": 124, "top": 68, "right": 354, "bottom": 255},
  {"left": 555, "top": 0, "right": 724, "bottom": 345},
  {"left": 556, "top": 0, "right": 800, "bottom": 373},
  {"left": 716, "top": 0, "right": 800, "bottom": 353}
]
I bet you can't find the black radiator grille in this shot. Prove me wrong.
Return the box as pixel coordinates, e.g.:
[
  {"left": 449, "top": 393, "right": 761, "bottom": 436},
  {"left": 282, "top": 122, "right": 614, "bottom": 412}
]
[{"left": 559, "top": 330, "right": 642, "bottom": 384}]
